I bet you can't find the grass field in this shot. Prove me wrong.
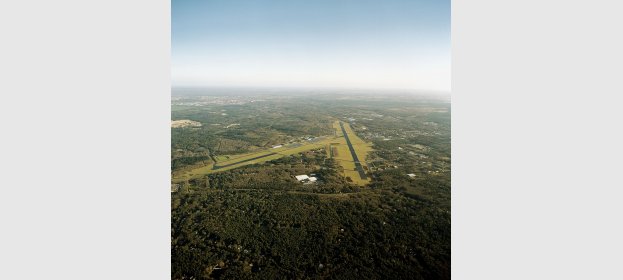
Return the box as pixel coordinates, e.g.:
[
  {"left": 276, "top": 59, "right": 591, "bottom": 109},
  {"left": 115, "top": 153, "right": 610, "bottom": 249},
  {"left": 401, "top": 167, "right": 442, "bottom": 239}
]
[
  {"left": 172, "top": 120, "right": 374, "bottom": 185},
  {"left": 214, "top": 155, "right": 231, "bottom": 161},
  {"left": 330, "top": 121, "right": 373, "bottom": 185}
]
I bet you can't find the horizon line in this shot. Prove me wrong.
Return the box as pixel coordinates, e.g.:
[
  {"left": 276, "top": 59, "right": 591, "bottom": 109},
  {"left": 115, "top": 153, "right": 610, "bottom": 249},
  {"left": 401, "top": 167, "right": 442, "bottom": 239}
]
[{"left": 171, "top": 85, "right": 451, "bottom": 95}]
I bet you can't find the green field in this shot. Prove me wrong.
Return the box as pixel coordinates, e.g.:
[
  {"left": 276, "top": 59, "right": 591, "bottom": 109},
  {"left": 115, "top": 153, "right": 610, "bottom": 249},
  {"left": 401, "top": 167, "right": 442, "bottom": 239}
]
[
  {"left": 172, "top": 121, "right": 374, "bottom": 185},
  {"left": 214, "top": 155, "right": 231, "bottom": 161},
  {"left": 330, "top": 121, "right": 373, "bottom": 185},
  {"left": 173, "top": 134, "right": 343, "bottom": 182}
]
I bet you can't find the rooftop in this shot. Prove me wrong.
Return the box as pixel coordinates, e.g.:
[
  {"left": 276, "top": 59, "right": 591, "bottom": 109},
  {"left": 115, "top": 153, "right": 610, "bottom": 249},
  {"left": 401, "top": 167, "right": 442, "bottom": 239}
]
[{"left": 295, "top": 175, "right": 309, "bottom": 181}]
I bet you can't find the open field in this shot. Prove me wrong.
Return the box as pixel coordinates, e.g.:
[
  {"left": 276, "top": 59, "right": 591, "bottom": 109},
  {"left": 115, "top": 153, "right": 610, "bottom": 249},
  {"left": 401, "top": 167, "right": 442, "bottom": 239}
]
[
  {"left": 214, "top": 155, "right": 231, "bottom": 161},
  {"left": 172, "top": 121, "right": 374, "bottom": 185},
  {"left": 173, "top": 134, "right": 342, "bottom": 182},
  {"left": 330, "top": 121, "right": 373, "bottom": 185},
  {"left": 171, "top": 119, "right": 202, "bottom": 128}
]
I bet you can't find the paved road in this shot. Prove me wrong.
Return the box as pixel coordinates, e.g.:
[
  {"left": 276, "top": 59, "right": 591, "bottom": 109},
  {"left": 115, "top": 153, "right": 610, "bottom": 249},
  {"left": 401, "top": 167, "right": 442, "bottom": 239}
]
[{"left": 339, "top": 122, "right": 368, "bottom": 180}]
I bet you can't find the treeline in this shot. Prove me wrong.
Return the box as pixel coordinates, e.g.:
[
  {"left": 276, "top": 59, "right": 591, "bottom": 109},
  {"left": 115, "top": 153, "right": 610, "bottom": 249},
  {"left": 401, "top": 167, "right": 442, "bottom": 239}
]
[
  {"left": 172, "top": 156, "right": 211, "bottom": 170},
  {"left": 182, "top": 155, "right": 359, "bottom": 195}
]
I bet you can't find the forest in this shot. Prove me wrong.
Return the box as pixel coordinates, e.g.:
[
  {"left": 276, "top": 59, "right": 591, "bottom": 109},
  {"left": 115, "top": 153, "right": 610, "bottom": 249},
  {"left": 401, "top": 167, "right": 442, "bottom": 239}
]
[{"left": 172, "top": 92, "right": 450, "bottom": 279}]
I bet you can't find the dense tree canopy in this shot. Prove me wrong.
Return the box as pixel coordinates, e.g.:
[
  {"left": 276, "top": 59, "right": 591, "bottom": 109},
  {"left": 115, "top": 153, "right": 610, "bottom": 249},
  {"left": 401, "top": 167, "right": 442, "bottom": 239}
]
[{"left": 171, "top": 94, "right": 450, "bottom": 279}]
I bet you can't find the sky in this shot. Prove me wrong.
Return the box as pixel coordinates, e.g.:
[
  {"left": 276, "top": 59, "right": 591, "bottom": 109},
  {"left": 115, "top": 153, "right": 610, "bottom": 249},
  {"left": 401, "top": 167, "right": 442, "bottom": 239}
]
[{"left": 172, "top": 0, "right": 450, "bottom": 92}]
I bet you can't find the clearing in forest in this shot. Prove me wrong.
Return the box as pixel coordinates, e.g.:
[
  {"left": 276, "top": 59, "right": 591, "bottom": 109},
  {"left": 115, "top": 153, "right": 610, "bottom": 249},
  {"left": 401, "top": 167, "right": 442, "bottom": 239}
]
[
  {"left": 330, "top": 121, "right": 373, "bottom": 185},
  {"left": 172, "top": 120, "right": 374, "bottom": 186}
]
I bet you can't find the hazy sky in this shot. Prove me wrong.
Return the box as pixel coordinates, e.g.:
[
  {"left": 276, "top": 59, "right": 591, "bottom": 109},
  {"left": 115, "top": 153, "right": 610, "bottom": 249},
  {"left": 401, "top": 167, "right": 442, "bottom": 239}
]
[{"left": 172, "top": 0, "right": 450, "bottom": 92}]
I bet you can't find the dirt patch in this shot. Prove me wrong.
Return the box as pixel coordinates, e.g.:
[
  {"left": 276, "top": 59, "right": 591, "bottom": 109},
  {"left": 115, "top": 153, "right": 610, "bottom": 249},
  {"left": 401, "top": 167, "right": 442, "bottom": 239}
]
[{"left": 171, "top": 120, "right": 202, "bottom": 128}]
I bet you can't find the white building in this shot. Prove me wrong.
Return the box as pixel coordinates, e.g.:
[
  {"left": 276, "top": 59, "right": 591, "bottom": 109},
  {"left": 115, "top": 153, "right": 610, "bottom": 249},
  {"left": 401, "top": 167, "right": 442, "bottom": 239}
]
[
  {"left": 295, "top": 175, "right": 309, "bottom": 181},
  {"left": 272, "top": 145, "right": 283, "bottom": 149},
  {"left": 295, "top": 174, "right": 318, "bottom": 184},
  {"left": 407, "top": 173, "right": 416, "bottom": 178}
]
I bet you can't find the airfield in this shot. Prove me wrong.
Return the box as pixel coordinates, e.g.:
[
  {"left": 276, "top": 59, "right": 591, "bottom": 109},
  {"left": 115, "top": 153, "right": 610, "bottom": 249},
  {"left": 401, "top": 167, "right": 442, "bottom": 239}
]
[{"left": 172, "top": 120, "right": 373, "bottom": 185}]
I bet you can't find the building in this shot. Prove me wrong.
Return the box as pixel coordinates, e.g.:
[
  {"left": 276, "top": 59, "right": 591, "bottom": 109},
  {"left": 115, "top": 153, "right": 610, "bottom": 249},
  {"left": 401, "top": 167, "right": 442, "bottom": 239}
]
[
  {"left": 295, "top": 175, "right": 309, "bottom": 181},
  {"left": 295, "top": 174, "right": 318, "bottom": 184},
  {"left": 272, "top": 145, "right": 283, "bottom": 149},
  {"left": 407, "top": 173, "right": 416, "bottom": 179}
]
